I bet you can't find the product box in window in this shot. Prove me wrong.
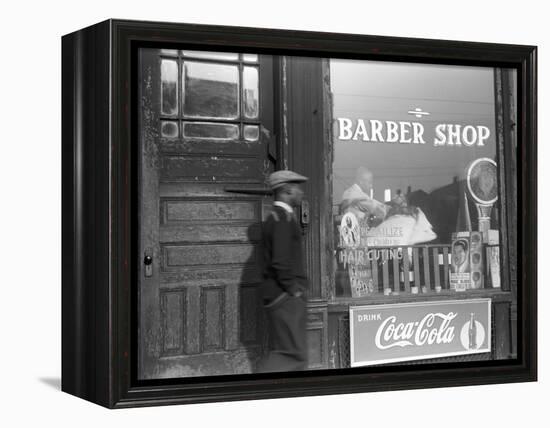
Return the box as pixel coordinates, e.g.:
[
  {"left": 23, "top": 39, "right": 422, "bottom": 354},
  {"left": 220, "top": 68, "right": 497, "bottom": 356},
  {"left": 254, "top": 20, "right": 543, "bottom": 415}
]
[
  {"left": 450, "top": 231, "right": 484, "bottom": 291},
  {"left": 487, "top": 229, "right": 501, "bottom": 288}
]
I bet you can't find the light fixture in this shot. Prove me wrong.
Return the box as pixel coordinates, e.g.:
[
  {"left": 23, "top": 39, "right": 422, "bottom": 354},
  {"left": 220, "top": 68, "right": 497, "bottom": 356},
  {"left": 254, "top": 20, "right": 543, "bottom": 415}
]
[{"left": 407, "top": 107, "right": 431, "bottom": 118}]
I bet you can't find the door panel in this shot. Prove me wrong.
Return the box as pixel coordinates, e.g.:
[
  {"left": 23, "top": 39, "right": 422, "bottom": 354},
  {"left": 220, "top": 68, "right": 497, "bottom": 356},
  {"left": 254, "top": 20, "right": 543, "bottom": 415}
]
[{"left": 138, "top": 48, "right": 273, "bottom": 379}]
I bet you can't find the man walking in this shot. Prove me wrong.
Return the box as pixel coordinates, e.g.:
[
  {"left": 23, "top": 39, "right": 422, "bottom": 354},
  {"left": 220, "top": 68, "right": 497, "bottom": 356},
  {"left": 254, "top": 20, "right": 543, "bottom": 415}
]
[{"left": 257, "top": 170, "right": 309, "bottom": 373}]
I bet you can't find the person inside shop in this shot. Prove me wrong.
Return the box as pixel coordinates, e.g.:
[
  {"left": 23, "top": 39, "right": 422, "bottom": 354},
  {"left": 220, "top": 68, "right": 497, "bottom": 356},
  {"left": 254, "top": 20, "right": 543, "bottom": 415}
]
[
  {"left": 340, "top": 166, "right": 387, "bottom": 225},
  {"left": 340, "top": 166, "right": 436, "bottom": 244},
  {"left": 257, "top": 170, "right": 309, "bottom": 373}
]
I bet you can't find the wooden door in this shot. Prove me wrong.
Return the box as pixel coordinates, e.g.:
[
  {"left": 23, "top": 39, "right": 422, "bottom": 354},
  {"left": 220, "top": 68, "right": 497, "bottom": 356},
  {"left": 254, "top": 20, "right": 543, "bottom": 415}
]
[{"left": 138, "top": 48, "right": 274, "bottom": 379}]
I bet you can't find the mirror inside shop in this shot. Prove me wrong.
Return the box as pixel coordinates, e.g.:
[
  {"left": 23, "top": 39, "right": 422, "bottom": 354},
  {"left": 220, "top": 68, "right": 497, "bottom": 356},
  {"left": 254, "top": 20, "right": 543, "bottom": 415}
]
[{"left": 330, "top": 60, "right": 510, "bottom": 298}]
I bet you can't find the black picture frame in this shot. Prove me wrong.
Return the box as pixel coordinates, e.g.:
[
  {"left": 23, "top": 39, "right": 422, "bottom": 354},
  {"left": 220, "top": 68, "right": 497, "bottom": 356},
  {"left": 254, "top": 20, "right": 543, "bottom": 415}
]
[{"left": 61, "top": 19, "right": 537, "bottom": 408}]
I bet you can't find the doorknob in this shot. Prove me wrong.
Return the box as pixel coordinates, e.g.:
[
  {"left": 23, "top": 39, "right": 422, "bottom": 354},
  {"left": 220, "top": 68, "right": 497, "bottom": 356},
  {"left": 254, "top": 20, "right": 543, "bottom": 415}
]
[{"left": 144, "top": 250, "right": 153, "bottom": 277}]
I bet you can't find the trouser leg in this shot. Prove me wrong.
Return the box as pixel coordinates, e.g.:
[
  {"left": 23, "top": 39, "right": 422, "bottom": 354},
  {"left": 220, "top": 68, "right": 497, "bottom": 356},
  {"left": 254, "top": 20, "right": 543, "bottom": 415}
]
[{"left": 257, "top": 295, "right": 308, "bottom": 373}]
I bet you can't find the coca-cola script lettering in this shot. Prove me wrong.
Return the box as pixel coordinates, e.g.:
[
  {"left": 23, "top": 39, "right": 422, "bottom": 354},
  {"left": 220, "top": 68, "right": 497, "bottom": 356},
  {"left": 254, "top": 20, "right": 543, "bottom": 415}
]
[{"left": 375, "top": 312, "right": 457, "bottom": 350}]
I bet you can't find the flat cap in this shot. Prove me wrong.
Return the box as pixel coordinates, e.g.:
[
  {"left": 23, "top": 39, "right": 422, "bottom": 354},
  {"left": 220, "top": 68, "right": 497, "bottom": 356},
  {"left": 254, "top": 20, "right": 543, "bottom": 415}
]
[{"left": 268, "top": 170, "right": 308, "bottom": 190}]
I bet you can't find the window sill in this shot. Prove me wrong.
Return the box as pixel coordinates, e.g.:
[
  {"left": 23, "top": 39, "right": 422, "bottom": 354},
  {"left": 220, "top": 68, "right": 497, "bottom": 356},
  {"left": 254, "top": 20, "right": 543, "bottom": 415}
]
[{"left": 327, "top": 288, "right": 513, "bottom": 312}]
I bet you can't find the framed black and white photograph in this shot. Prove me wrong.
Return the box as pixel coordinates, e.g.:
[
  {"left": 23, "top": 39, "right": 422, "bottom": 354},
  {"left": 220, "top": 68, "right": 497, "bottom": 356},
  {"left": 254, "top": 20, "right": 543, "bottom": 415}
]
[{"left": 61, "top": 18, "right": 537, "bottom": 408}]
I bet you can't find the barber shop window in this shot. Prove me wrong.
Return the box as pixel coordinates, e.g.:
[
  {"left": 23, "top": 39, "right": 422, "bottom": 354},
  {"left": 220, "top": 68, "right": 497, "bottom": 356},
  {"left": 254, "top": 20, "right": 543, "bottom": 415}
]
[
  {"left": 159, "top": 50, "right": 260, "bottom": 141},
  {"left": 330, "top": 60, "right": 510, "bottom": 298}
]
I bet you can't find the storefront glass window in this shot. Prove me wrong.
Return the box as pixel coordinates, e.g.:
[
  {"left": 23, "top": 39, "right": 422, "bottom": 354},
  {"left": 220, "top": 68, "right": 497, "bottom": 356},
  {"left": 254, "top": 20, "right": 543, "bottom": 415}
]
[
  {"left": 243, "top": 124, "right": 259, "bottom": 141},
  {"left": 243, "top": 66, "right": 259, "bottom": 119},
  {"left": 330, "top": 60, "right": 500, "bottom": 298},
  {"left": 242, "top": 54, "right": 259, "bottom": 63},
  {"left": 160, "top": 59, "right": 178, "bottom": 116},
  {"left": 183, "top": 122, "right": 240, "bottom": 140},
  {"left": 181, "top": 50, "right": 239, "bottom": 61},
  {"left": 160, "top": 49, "right": 178, "bottom": 56},
  {"left": 160, "top": 120, "right": 179, "bottom": 138},
  {"left": 183, "top": 62, "right": 239, "bottom": 119},
  {"left": 158, "top": 51, "right": 261, "bottom": 144}
]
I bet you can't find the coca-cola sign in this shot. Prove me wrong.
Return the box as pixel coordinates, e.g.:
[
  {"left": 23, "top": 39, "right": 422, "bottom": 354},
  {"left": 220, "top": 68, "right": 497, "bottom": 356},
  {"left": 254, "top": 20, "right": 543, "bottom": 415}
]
[{"left": 350, "top": 299, "right": 491, "bottom": 367}]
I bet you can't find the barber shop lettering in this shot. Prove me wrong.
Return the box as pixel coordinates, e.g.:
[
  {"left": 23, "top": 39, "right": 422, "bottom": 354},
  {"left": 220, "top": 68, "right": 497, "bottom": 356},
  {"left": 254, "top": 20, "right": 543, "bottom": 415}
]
[{"left": 337, "top": 118, "right": 491, "bottom": 147}]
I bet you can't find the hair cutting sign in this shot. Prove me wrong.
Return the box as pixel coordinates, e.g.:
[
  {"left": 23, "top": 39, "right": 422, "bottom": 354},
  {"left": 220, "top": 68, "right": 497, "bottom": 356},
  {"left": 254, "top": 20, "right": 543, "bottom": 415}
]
[
  {"left": 337, "top": 118, "right": 491, "bottom": 147},
  {"left": 349, "top": 299, "right": 491, "bottom": 367}
]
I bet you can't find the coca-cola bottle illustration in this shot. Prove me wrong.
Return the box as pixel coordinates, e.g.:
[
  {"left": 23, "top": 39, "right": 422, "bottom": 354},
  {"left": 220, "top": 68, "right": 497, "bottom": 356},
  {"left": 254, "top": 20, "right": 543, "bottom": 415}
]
[{"left": 468, "top": 313, "right": 477, "bottom": 349}]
